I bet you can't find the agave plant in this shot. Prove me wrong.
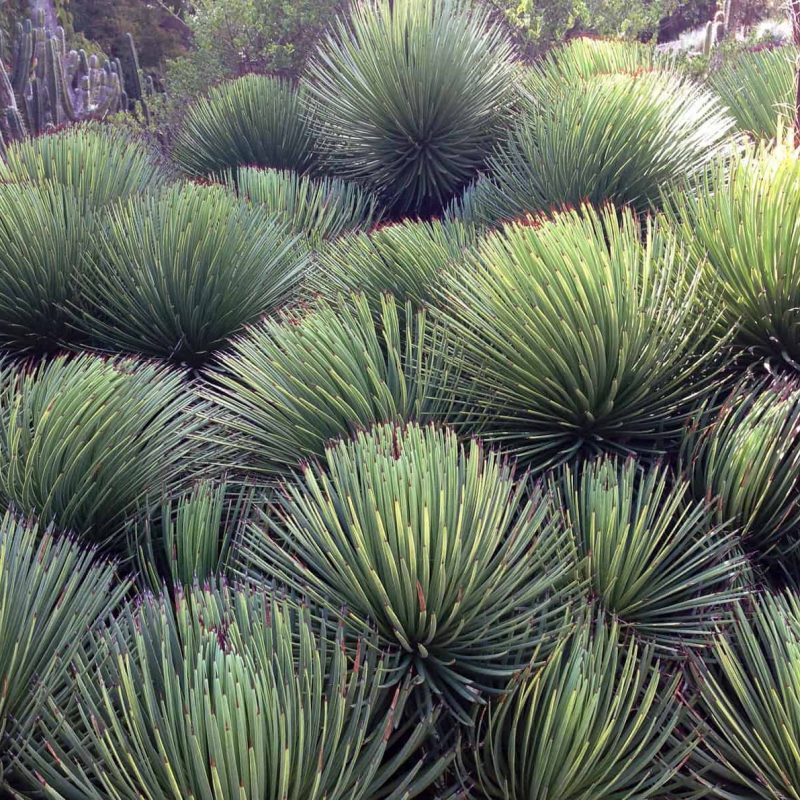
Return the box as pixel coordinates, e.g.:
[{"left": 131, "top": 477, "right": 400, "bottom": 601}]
[
  {"left": 709, "top": 45, "right": 798, "bottom": 140},
  {"left": 439, "top": 204, "right": 719, "bottom": 470},
  {"left": 670, "top": 143, "right": 800, "bottom": 370},
  {"left": 129, "top": 478, "right": 258, "bottom": 594},
  {"left": 0, "top": 511, "right": 129, "bottom": 792},
  {"left": 240, "top": 422, "right": 577, "bottom": 722},
  {"left": 312, "top": 218, "right": 477, "bottom": 314},
  {"left": 455, "top": 69, "right": 736, "bottom": 224},
  {"left": 0, "top": 124, "right": 167, "bottom": 208},
  {"left": 688, "top": 591, "right": 800, "bottom": 798},
  {"left": 171, "top": 75, "right": 316, "bottom": 177},
  {"left": 25, "top": 582, "right": 448, "bottom": 799},
  {"left": 75, "top": 182, "right": 307, "bottom": 365},
  {"left": 227, "top": 166, "right": 380, "bottom": 246},
  {"left": 462, "top": 620, "right": 692, "bottom": 799},
  {"left": 205, "top": 293, "right": 462, "bottom": 474},
  {"left": 525, "top": 36, "right": 657, "bottom": 100},
  {"left": 307, "top": 0, "right": 518, "bottom": 214},
  {"left": 0, "top": 354, "right": 214, "bottom": 549},
  {"left": 0, "top": 181, "right": 90, "bottom": 352},
  {"left": 681, "top": 377, "right": 800, "bottom": 561},
  {"left": 554, "top": 456, "right": 746, "bottom": 655}
]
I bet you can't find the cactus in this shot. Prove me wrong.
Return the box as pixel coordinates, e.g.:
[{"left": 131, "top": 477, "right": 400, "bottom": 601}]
[{"left": 0, "top": 13, "right": 142, "bottom": 148}]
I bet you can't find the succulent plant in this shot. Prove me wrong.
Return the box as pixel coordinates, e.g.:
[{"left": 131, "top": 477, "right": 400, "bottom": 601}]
[
  {"left": 75, "top": 182, "right": 307, "bottom": 365},
  {"left": 439, "top": 204, "right": 720, "bottom": 470},
  {"left": 172, "top": 75, "right": 316, "bottom": 177},
  {"left": 307, "top": 0, "right": 518, "bottom": 214},
  {"left": 23, "top": 582, "right": 449, "bottom": 799},
  {"left": 240, "top": 422, "right": 578, "bottom": 722}
]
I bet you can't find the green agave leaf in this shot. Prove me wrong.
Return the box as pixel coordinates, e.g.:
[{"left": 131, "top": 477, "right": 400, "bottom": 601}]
[
  {"left": 454, "top": 69, "right": 737, "bottom": 224},
  {"left": 172, "top": 75, "right": 316, "bottom": 177},
  {"left": 0, "top": 123, "right": 168, "bottom": 209},
  {"left": 75, "top": 181, "right": 307, "bottom": 365},
  {"left": 681, "top": 376, "right": 800, "bottom": 561},
  {"left": 669, "top": 142, "right": 800, "bottom": 370},
  {"left": 227, "top": 166, "right": 381, "bottom": 246},
  {"left": 0, "top": 181, "right": 91, "bottom": 352},
  {"left": 24, "top": 582, "right": 449, "bottom": 800},
  {"left": 203, "top": 293, "right": 465, "bottom": 475},
  {"left": 0, "top": 511, "right": 129, "bottom": 791},
  {"left": 463, "top": 619, "right": 694, "bottom": 800},
  {"left": 689, "top": 592, "right": 800, "bottom": 799},
  {"left": 307, "top": 0, "right": 518, "bottom": 214},
  {"left": 709, "top": 45, "right": 798, "bottom": 141},
  {"left": 128, "top": 477, "right": 260, "bottom": 594},
  {"left": 553, "top": 455, "right": 747, "bottom": 655},
  {"left": 439, "top": 204, "right": 722, "bottom": 471},
  {"left": 239, "top": 422, "right": 579, "bottom": 723},
  {"left": 0, "top": 354, "right": 218, "bottom": 550},
  {"left": 524, "top": 36, "right": 658, "bottom": 101},
  {"left": 312, "top": 217, "right": 479, "bottom": 315}
]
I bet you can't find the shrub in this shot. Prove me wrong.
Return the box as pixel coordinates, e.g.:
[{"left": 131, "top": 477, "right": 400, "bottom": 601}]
[
  {"left": 681, "top": 377, "right": 800, "bottom": 562},
  {"left": 689, "top": 592, "right": 800, "bottom": 798},
  {"left": 76, "top": 182, "right": 306, "bottom": 365},
  {"left": 0, "top": 124, "right": 167, "bottom": 208},
  {"left": 440, "top": 205, "right": 719, "bottom": 470},
  {"left": 25, "top": 582, "right": 447, "bottom": 799},
  {"left": 129, "top": 478, "right": 257, "bottom": 594},
  {"left": 670, "top": 144, "right": 800, "bottom": 370},
  {"left": 463, "top": 620, "right": 692, "bottom": 799},
  {"left": 554, "top": 456, "right": 746, "bottom": 655},
  {"left": 456, "top": 69, "right": 736, "bottom": 223},
  {"left": 307, "top": 0, "right": 518, "bottom": 215},
  {"left": 0, "top": 512, "right": 129, "bottom": 792},
  {"left": 709, "top": 45, "right": 798, "bottom": 140},
  {"left": 0, "top": 354, "right": 214, "bottom": 549},
  {"left": 525, "top": 36, "right": 658, "bottom": 100},
  {"left": 0, "top": 182, "right": 89, "bottom": 353},
  {"left": 205, "top": 294, "right": 461, "bottom": 474},
  {"left": 171, "top": 75, "right": 316, "bottom": 177},
  {"left": 312, "top": 218, "right": 477, "bottom": 313},
  {"left": 240, "top": 422, "right": 577, "bottom": 721},
  {"left": 227, "top": 166, "right": 380, "bottom": 246}
]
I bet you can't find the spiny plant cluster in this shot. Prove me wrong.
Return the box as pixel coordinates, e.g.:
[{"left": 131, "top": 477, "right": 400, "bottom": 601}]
[{"left": 2, "top": 3, "right": 800, "bottom": 798}]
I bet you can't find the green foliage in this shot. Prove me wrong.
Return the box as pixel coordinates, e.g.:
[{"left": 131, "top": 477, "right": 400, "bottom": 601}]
[
  {"left": 681, "top": 378, "right": 800, "bottom": 562},
  {"left": 525, "top": 36, "right": 657, "bottom": 99},
  {"left": 670, "top": 144, "right": 800, "bottom": 370},
  {"left": 129, "top": 478, "right": 257, "bottom": 594},
  {"left": 240, "top": 422, "right": 577, "bottom": 722},
  {"left": 440, "top": 205, "right": 720, "bottom": 470},
  {"left": 462, "top": 620, "right": 692, "bottom": 799},
  {"left": 177, "top": 0, "right": 348, "bottom": 82},
  {"left": 227, "top": 166, "right": 380, "bottom": 246},
  {"left": 25, "top": 582, "right": 447, "bottom": 799},
  {"left": 456, "top": 69, "right": 736, "bottom": 223},
  {"left": 68, "top": 0, "right": 189, "bottom": 71},
  {"left": 205, "top": 294, "right": 461, "bottom": 475},
  {"left": 500, "top": 1, "right": 666, "bottom": 55},
  {"left": 76, "top": 182, "right": 306, "bottom": 365},
  {"left": 689, "top": 592, "right": 800, "bottom": 798},
  {"left": 0, "top": 511, "right": 129, "bottom": 791},
  {"left": 555, "top": 456, "right": 746, "bottom": 655},
  {"left": 307, "top": 0, "right": 518, "bottom": 214},
  {"left": 171, "top": 75, "right": 315, "bottom": 177},
  {"left": 709, "top": 46, "right": 798, "bottom": 140},
  {"left": 312, "top": 218, "right": 477, "bottom": 314},
  {"left": 0, "top": 181, "right": 89, "bottom": 352},
  {"left": 0, "top": 124, "right": 167, "bottom": 208},
  {"left": 0, "top": 354, "right": 214, "bottom": 550}
]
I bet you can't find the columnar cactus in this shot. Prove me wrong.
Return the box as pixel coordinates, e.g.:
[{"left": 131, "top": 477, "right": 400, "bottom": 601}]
[{"left": 0, "top": 10, "right": 142, "bottom": 151}]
